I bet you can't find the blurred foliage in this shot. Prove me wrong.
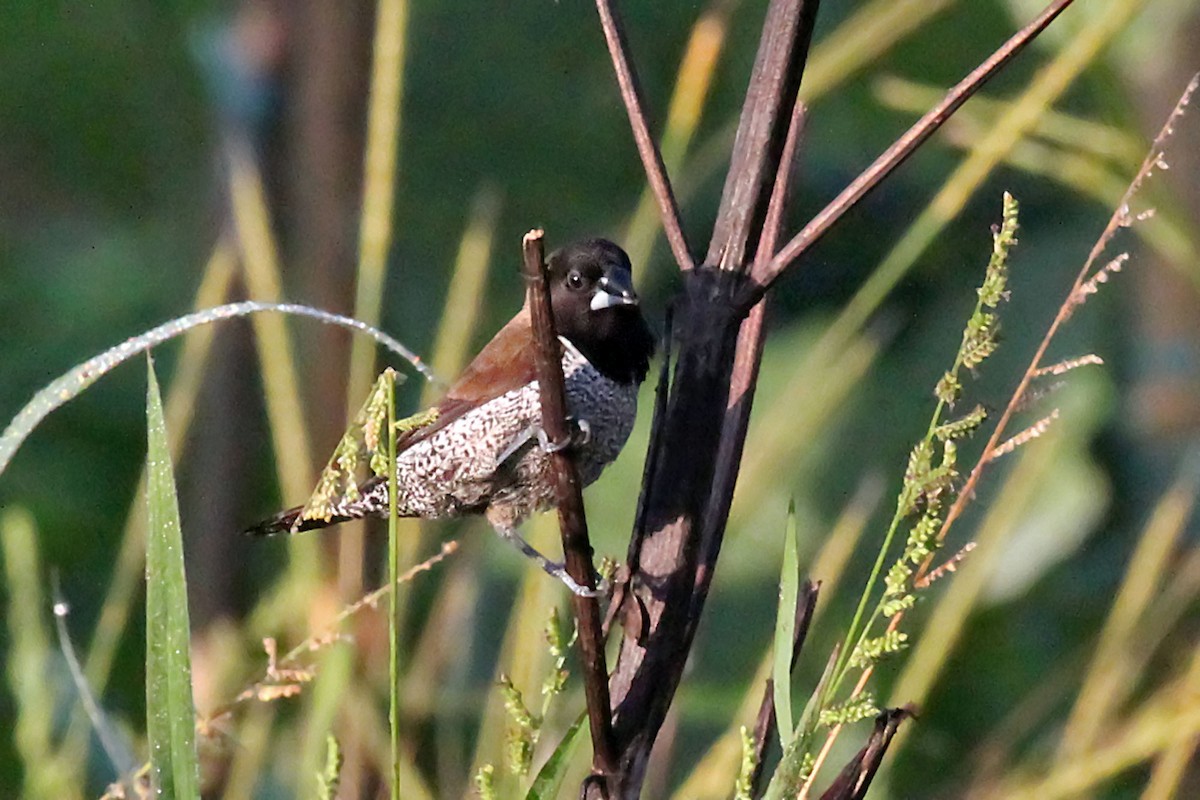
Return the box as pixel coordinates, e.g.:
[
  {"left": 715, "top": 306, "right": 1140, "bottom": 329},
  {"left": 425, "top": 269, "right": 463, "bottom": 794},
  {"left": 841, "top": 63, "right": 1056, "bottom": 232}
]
[{"left": 1, "top": 0, "right": 1199, "bottom": 797}]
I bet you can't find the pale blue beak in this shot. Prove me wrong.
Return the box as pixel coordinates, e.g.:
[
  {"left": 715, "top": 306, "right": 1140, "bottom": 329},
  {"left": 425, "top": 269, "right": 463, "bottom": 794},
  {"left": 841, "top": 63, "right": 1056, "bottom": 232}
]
[{"left": 590, "top": 271, "right": 638, "bottom": 310}]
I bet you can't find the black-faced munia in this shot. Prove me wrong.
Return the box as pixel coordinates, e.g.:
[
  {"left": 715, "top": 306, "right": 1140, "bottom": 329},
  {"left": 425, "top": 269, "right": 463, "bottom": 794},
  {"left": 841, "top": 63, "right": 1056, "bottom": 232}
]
[{"left": 247, "top": 238, "right": 655, "bottom": 594}]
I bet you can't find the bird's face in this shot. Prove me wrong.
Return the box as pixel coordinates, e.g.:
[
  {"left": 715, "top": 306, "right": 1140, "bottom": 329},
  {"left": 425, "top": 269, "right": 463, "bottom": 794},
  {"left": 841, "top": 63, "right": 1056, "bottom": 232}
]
[
  {"left": 548, "top": 238, "right": 638, "bottom": 324},
  {"left": 546, "top": 238, "right": 655, "bottom": 384}
]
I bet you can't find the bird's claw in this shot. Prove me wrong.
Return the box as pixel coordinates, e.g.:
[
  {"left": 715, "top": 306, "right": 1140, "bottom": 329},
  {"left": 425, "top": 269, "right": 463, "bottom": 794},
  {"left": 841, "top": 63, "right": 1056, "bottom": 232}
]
[
  {"left": 558, "top": 569, "right": 609, "bottom": 598},
  {"left": 571, "top": 417, "right": 592, "bottom": 446},
  {"left": 491, "top": 523, "right": 609, "bottom": 597},
  {"left": 537, "top": 428, "right": 570, "bottom": 453},
  {"left": 537, "top": 418, "right": 591, "bottom": 454}
]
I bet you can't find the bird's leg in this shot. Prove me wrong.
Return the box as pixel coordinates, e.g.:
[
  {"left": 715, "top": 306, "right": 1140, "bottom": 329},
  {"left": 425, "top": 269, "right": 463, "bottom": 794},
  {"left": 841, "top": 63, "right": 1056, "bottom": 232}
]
[
  {"left": 537, "top": 417, "right": 591, "bottom": 453},
  {"left": 490, "top": 523, "right": 604, "bottom": 597},
  {"left": 496, "top": 424, "right": 539, "bottom": 467}
]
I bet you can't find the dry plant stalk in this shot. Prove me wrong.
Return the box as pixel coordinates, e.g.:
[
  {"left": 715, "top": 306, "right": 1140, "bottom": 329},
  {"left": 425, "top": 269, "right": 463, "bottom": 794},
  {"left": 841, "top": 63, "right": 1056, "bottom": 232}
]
[
  {"left": 194, "top": 542, "right": 456, "bottom": 740},
  {"left": 797, "top": 71, "right": 1200, "bottom": 794}
]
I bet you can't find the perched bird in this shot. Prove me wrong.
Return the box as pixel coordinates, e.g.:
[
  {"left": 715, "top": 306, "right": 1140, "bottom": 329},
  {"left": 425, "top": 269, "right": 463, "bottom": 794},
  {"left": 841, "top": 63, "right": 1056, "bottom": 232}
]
[{"left": 248, "top": 238, "right": 655, "bottom": 594}]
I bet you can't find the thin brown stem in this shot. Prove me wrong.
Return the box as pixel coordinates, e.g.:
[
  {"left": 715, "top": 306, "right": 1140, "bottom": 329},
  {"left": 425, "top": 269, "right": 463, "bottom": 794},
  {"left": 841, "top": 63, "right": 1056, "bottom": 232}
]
[
  {"left": 817, "top": 707, "right": 914, "bottom": 800},
  {"left": 628, "top": 302, "right": 673, "bottom": 577},
  {"left": 594, "top": 0, "right": 695, "bottom": 271},
  {"left": 592, "top": 0, "right": 1080, "bottom": 793},
  {"left": 604, "top": 3, "right": 817, "bottom": 795},
  {"left": 520, "top": 230, "right": 618, "bottom": 783},
  {"left": 749, "top": 102, "right": 807, "bottom": 284},
  {"left": 741, "top": 0, "right": 1078, "bottom": 310}
]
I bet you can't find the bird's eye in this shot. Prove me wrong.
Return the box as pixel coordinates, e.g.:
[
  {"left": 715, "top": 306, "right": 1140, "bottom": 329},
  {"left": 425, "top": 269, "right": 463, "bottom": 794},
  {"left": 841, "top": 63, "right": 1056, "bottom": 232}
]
[{"left": 567, "top": 271, "right": 585, "bottom": 291}]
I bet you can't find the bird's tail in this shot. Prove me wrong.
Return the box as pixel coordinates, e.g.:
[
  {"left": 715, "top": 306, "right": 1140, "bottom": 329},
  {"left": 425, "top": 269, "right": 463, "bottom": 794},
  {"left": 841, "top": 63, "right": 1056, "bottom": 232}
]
[
  {"left": 243, "top": 505, "right": 353, "bottom": 536},
  {"left": 244, "top": 477, "right": 389, "bottom": 536}
]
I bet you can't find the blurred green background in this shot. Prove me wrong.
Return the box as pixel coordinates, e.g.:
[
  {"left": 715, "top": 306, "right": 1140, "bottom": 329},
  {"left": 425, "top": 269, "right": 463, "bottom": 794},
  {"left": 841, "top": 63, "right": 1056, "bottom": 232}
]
[{"left": 2, "top": 0, "right": 1199, "bottom": 797}]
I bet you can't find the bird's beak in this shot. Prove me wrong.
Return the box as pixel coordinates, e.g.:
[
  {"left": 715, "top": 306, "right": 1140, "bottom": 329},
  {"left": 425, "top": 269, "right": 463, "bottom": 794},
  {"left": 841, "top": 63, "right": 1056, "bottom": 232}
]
[{"left": 590, "top": 271, "right": 639, "bottom": 311}]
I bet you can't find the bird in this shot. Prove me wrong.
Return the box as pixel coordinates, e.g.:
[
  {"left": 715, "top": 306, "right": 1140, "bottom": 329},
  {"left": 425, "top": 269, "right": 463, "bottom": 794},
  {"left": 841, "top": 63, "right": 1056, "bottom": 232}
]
[{"left": 247, "top": 238, "right": 656, "bottom": 594}]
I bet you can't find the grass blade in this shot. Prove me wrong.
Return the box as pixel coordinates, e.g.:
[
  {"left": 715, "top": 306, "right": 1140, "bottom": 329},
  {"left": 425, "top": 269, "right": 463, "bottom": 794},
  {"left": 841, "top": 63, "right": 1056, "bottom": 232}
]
[
  {"left": 144, "top": 355, "right": 200, "bottom": 799},
  {"left": 2, "top": 509, "right": 73, "bottom": 800},
  {"left": 387, "top": 368, "right": 402, "bottom": 800},
  {"left": 672, "top": 480, "right": 880, "bottom": 800},
  {"left": 772, "top": 501, "right": 800, "bottom": 746},
  {"left": 525, "top": 713, "right": 587, "bottom": 800},
  {"left": 347, "top": 0, "right": 410, "bottom": 409},
  {"left": 0, "top": 299, "right": 429, "bottom": 482},
  {"left": 70, "top": 241, "right": 235, "bottom": 772},
  {"left": 1056, "top": 456, "right": 1199, "bottom": 760}
]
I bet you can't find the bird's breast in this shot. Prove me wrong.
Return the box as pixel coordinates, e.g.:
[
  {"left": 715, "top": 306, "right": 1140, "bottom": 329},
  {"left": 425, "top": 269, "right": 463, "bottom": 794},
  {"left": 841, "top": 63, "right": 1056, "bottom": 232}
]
[{"left": 560, "top": 338, "right": 639, "bottom": 484}]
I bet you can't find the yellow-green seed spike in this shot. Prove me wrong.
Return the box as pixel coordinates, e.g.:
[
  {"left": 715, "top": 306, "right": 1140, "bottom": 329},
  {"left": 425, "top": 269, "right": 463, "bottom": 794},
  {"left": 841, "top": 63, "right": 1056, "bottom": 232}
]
[
  {"left": 298, "top": 370, "right": 397, "bottom": 524},
  {"left": 295, "top": 368, "right": 439, "bottom": 527}
]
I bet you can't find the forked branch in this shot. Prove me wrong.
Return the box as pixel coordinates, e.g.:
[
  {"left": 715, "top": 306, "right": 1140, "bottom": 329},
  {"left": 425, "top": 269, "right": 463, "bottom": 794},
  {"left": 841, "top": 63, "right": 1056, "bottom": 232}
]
[
  {"left": 740, "top": 0, "right": 1078, "bottom": 310},
  {"left": 588, "top": 0, "right": 1080, "bottom": 795}
]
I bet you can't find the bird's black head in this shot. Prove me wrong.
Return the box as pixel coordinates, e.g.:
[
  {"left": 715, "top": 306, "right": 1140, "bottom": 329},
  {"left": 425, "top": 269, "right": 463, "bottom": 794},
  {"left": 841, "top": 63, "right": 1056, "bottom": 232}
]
[{"left": 546, "top": 238, "right": 655, "bottom": 384}]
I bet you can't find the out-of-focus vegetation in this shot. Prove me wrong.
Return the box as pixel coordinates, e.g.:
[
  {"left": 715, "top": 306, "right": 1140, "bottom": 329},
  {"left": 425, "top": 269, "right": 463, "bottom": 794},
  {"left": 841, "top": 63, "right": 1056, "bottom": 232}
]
[{"left": 1, "top": 0, "right": 1199, "bottom": 797}]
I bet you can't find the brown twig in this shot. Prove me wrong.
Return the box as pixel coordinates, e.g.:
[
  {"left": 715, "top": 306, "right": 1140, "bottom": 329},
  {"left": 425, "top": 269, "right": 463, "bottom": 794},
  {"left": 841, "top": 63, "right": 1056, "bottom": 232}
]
[
  {"left": 591, "top": 0, "right": 1082, "bottom": 794},
  {"left": 605, "top": 302, "right": 675, "bottom": 641},
  {"left": 627, "top": 301, "right": 674, "bottom": 578},
  {"left": 740, "top": 0, "right": 1078, "bottom": 311},
  {"left": 817, "top": 707, "right": 915, "bottom": 800},
  {"left": 696, "top": 99, "right": 808, "bottom": 602},
  {"left": 200, "top": 541, "right": 459, "bottom": 728},
  {"left": 706, "top": 2, "right": 818, "bottom": 274},
  {"left": 594, "top": 0, "right": 695, "bottom": 271},
  {"left": 520, "top": 229, "right": 618, "bottom": 782}
]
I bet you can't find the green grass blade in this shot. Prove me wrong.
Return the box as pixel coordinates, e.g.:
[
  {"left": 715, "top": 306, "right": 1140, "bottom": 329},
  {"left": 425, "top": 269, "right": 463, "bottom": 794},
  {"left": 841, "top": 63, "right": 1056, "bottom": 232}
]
[
  {"left": 347, "top": 0, "right": 410, "bottom": 411},
  {"left": 672, "top": 480, "right": 880, "bottom": 800},
  {"left": 144, "top": 355, "right": 200, "bottom": 800},
  {"left": 298, "top": 646, "right": 356, "bottom": 795},
  {"left": 772, "top": 501, "right": 800, "bottom": 747},
  {"left": 70, "top": 242, "right": 234, "bottom": 775},
  {"left": 525, "top": 713, "right": 587, "bottom": 800},
  {"left": 2, "top": 508, "right": 73, "bottom": 800},
  {"left": 468, "top": 516, "right": 562, "bottom": 779},
  {"left": 387, "top": 369, "right": 402, "bottom": 800},
  {"left": 0, "top": 299, "right": 428, "bottom": 482}
]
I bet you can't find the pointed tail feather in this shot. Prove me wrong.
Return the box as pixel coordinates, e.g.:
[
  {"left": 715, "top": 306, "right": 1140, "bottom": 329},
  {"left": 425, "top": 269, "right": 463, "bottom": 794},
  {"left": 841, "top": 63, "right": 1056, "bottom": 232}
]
[
  {"left": 244, "top": 478, "right": 391, "bottom": 536},
  {"left": 243, "top": 505, "right": 354, "bottom": 536}
]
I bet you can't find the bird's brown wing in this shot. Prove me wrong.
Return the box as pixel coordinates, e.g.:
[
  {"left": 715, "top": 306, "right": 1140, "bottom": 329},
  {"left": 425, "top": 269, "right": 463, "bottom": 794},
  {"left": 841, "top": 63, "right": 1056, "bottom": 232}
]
[
  {"left": 393, "top": 308, "right": 539, "bottom": 453},
  {"left": 248, "top": 310, "right": 541, "bottom": 534},
  {"left": 344, "top": 311, "right": 540, "bottom": 513}
]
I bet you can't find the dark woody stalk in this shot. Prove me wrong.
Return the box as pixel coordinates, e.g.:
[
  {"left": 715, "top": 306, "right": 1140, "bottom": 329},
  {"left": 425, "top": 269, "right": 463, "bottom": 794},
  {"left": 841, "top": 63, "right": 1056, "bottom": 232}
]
[
  {"left": 520, "top": 229, "right": 619, "bottom": 785},
  {"left": 591, "top": 0, "right": 1080, "bottom": 796}
]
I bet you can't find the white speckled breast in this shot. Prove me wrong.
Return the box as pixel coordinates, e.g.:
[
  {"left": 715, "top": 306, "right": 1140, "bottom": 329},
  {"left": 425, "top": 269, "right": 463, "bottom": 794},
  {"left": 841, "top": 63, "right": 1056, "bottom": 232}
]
[{"left": 381, "top": 338, "right": 638, "bottom": 524}]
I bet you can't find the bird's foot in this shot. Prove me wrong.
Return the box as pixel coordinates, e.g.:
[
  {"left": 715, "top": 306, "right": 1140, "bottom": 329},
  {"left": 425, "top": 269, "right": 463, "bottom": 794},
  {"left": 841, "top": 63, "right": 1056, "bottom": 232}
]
[
  {"left": 491, "top": 523, "right": 607, "bottom": 597},
  {"left": 537, "top": 418, "right": 591, "bottom": 454},
  {"left": 537, "top": 428, "right": 569, "bottom": 453},
  {"left": 570, "top": 417, "right": 592, "bottom": 446},
  {"left": 554, "top": 567, "right": 607, "bottom": 598}
]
